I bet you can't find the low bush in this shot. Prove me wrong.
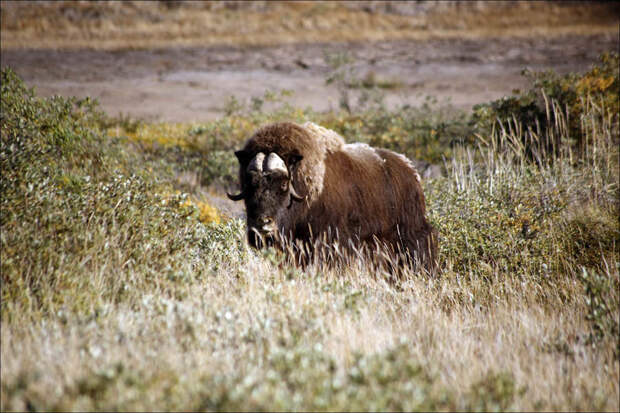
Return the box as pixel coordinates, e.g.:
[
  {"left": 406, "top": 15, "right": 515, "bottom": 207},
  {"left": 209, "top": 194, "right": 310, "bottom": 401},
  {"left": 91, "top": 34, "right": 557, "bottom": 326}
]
[
  {"left": 472, "top": 52, "right": 619, "bottom": 160},
  {"left": 0, "top": 68, "right": 227, "bottom": 320}
]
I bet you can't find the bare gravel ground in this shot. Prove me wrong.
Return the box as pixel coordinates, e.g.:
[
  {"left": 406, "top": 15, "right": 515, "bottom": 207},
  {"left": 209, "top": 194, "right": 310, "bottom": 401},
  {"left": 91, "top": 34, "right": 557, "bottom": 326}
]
[{"left": 2, "top": 33, "right": 618, "bottom": 122}]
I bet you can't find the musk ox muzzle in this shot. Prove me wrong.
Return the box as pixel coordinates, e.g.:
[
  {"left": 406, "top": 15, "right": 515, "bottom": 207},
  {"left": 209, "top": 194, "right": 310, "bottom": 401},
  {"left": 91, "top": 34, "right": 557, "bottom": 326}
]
[{"left": 247, "top": 219, "right": 278, "bottom": 249}]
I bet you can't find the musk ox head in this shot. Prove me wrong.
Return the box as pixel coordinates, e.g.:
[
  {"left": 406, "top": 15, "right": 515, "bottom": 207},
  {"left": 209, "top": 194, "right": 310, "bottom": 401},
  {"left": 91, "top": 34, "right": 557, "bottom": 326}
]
[{"left": 228, "top": 150, "right": 304, "bottom": 249}]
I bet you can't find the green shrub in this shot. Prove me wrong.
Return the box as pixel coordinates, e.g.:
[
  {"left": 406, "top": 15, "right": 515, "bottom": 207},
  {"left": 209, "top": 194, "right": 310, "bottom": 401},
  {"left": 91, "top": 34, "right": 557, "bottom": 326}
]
[
  {"left": 0, "top": 68, "right": 245, "bottom": 320},
  {"left": 472, "top": 53, "right": 619, "bottom": 159}
]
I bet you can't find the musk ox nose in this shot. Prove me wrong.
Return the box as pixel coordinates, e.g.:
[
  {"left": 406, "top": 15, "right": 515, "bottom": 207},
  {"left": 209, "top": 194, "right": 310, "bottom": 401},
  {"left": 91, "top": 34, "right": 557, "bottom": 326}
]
[
  {"left": 247, "top": 217, "right": 278, "bottom": 249},
  {"left": 248, "top": 225, "right": 276, "bottom": 249},
  {"left": 257, "top": 217, "right": 275, "bottom": 232},
  {"left": 248, "top": 217, "right": 275, "bottom": 234}
]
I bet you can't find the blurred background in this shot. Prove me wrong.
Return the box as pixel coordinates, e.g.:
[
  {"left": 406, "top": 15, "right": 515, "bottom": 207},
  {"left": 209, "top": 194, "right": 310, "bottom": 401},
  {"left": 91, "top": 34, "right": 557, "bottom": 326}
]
[{"left": 1, "top": 0, "right": 618, "bottom": 121}]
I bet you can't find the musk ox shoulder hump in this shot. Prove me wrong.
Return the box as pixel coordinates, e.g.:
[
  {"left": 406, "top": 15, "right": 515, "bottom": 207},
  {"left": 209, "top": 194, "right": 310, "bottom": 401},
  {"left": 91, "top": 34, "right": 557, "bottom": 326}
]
[
  {"left": 342, "top": 142, "right": 384, "bottom": 164},
  {"left": 391, "top": 151, "right": 422, "bottom": 183},
  {"left": 343, "top": 143, "right": 422, "bottom": 183},
  {"left": 302, "top": 121, "right": 345, "bottom": 152}
]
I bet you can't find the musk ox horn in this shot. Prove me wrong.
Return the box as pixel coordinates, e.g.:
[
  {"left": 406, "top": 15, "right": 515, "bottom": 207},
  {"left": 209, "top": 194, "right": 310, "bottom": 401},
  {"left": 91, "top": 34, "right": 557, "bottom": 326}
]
[
  {"left": 264, "top": 152, "right": 288, "bottom": 175},
  {"left": 229, "top": 152, "right": 265, "bottom": 201},
  {"left": 289, "top": 184, "right": 304, "bottom": 201},
  {"left": 227, "top": 190, "right": 246, "bottom": 201},
  {"left": 248, "top": 152, "right": 266, "bottom": 173},
  {"left": 287, "top": 182, "right": 305, "bottom": 208}
]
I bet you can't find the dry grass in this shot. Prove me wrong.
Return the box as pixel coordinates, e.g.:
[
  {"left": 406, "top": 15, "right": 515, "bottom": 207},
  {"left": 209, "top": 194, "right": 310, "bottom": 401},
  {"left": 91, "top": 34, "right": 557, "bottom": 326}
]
[
  {"left": 1, "top": 1, "right": 617, "bottom": 50},
  {"left": 1, "top": 55, "right": 619, "bottom": 410},
  {"left": 2, "top": 259, "right": 617, "bottom": 411}
]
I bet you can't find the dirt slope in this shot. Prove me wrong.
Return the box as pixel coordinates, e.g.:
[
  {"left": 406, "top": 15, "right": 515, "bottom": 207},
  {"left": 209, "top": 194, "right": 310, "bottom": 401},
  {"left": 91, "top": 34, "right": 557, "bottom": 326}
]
[{"left": 1, "top": 1, "right": 618, "bottom": 121}]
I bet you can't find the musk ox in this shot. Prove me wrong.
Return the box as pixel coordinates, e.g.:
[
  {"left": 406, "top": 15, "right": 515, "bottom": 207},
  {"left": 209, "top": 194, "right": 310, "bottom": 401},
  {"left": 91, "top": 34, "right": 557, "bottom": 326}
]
[{"left": 227, "top": 121, "right": 438, "bottom": 272}]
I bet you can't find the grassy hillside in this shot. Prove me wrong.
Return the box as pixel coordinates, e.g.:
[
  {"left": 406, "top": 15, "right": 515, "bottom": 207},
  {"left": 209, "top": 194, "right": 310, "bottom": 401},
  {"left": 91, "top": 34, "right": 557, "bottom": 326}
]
[
  {"left": 1, "top": 54, "right": 618, "bottom": 411},
  {"left": 1, "top": 1, "right": 617, "bottom": 50}
]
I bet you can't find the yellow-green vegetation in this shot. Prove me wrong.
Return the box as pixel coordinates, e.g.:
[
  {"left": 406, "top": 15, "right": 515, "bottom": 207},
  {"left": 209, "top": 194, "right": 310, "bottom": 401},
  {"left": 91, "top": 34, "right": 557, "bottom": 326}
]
[{"left": 1, "top": 54, "right": 618, "bottom": 411}]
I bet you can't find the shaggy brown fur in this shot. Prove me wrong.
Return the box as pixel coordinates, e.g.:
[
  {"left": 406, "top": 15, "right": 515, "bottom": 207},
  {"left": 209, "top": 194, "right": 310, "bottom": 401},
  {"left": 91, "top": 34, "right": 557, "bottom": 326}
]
[{"left": 233, "top": 121, "right": 438, "bottom": 272}]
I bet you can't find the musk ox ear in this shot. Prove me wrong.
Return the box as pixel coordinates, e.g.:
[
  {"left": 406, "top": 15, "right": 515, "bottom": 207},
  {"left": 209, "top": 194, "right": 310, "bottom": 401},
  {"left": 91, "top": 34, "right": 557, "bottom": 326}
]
[
  {"left": 234, "top": 150, "right": 251, "bottom": 164},
  {"left": 229, "top": 149, "right": 252, "bottom": 201},
  {"left": 287, "top": 153, "right": 303, "bottom": 167}
]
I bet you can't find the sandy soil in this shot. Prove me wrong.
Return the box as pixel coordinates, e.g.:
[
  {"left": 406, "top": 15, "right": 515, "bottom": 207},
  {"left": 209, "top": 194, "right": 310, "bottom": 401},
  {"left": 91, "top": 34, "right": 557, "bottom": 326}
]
[{"left": 2, "top": 33, "right": 618, "bottom": 122}]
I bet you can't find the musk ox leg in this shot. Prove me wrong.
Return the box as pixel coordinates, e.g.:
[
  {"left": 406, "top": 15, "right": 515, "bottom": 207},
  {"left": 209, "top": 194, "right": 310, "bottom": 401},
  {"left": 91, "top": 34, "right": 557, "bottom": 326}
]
[
  {"left": 406, "top": 224, "right": 438, "bottom": 274},
  {"left": 375, "top": 223, "right": 438, "bottom": 277}
]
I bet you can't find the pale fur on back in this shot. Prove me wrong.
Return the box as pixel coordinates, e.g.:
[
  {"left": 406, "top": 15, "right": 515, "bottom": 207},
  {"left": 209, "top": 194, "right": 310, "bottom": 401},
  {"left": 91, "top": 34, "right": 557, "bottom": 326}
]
[{"left": 297, "top": 121, "right": 344, "bottom": 199}]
